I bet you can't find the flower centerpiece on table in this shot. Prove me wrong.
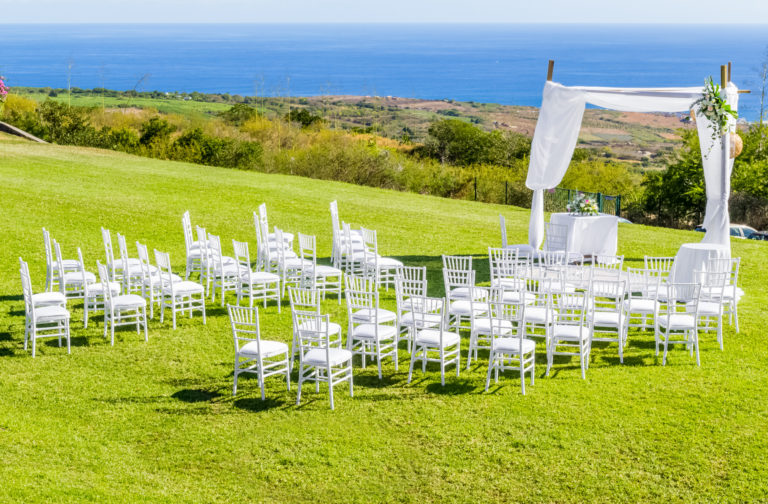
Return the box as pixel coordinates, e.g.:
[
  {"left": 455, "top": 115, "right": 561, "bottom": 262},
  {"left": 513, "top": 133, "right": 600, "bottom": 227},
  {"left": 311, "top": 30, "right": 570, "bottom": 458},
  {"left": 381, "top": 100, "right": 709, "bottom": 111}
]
[
  {"left": 692, "top": 76, "right": 738, "bottom": 156},
  {"left": 566, "top": 192, "right": 599, "bottom": 216}
]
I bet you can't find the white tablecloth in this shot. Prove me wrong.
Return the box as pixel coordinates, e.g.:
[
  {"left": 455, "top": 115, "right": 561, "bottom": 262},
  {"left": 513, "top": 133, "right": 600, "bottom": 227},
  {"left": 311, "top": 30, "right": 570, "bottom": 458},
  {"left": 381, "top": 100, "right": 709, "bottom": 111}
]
[
  {"left": 549, "top": 213, "right": 618, "bottom": 257},
  {"left": 669, "top": 243, "right": 730, "bottom": 284}
]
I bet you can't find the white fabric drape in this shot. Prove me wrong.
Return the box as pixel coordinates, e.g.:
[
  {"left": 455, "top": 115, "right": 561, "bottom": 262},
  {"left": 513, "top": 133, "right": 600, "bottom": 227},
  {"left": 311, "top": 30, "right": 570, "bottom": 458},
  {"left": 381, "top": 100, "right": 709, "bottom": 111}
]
[
  {"left": 696, "top": 84, "right": 738, "bottom": 247},
  {"left": 525, "top": 81, "right": 738, "bottom": 250}
]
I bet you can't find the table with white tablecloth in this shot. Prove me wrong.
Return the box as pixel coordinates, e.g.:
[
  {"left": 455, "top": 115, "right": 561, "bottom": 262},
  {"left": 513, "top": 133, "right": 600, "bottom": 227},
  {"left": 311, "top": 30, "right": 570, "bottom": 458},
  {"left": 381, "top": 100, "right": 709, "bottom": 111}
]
[
  {"left": 549, "top": 213, "right": 619, "bottom": 258},
  {"left": 668, "top": 242, "right": 730, "bottom": 284}
]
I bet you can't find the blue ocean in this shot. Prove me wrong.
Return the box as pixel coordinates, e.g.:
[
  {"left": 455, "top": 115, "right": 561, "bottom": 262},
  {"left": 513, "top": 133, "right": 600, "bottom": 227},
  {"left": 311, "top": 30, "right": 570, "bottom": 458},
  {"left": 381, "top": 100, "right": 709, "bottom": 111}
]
[{"left": 0, "top": 24, "right": 766, "bottom": 118}]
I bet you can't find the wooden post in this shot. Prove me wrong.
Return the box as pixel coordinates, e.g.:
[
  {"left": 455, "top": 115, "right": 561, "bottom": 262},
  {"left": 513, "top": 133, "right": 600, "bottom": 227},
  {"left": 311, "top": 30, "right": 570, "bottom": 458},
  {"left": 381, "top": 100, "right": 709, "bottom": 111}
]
[
  {"left": 721, "top": 65, "right": 727, "bottom": 88},
  {"left": 547, "top": 60, "right": 555, "bottom": 81},
  {"left": 728, "top": 62, "right": 732, "bottom": 82}
]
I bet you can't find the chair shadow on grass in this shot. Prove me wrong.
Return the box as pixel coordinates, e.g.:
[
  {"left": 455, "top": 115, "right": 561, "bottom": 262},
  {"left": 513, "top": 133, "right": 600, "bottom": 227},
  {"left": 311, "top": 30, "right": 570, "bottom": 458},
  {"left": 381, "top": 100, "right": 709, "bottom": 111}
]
[
  {"left": 233, "top": 397, "right": 285, "bottom": 412},
  {"left": 171, "top": 388, "right": 223, "bottom": 403}
]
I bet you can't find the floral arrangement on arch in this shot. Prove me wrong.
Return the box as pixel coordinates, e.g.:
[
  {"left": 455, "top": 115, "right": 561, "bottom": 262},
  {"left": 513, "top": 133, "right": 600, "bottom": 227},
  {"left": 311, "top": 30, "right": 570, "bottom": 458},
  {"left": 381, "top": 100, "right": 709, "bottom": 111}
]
[
  {"left": 566, "top": 192, "right": 599, "bottom": 216},
  {"left": 0, "top": 75, "right": 8, "bottom": 107},
  {"left": 692, "top": 76, "right": 737, "bottom": 152}
]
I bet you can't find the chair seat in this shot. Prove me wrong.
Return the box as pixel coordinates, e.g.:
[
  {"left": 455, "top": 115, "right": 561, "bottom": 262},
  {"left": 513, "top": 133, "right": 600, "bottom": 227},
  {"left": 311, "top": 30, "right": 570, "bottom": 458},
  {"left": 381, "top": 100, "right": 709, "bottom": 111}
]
[
  {"left": 400, "top": 312, "right": 442, "bottom": 329},
  {"left": 504, "top": 244, "right": 535, "bottom": 258},
  {"left": 624, "top": 298, "right": 657, "bottom": 313},
  {"left": 89, "top": 281, "right": 121, "bottom": 295},
  {"left": 303, "top": 348, "right": 353, "bottom": 367},
  {"left": 111, "top": 294, "right": 147, "bottom": 309},
  {"left": 659, "top": 314, "right": 696, "bottom": 330},
  {"left": 403, "top": 297, "right": 442, "bottom": 312},
  {"left": 695, "top": 301, "right": 723, "bottom": 316},
  {"left": 450, "top": 287, "right": 488, "bottom": 301},
  {"left": 148, "top": 273, "right": 183, "bottom": 285},
  {"left": 352, "top": 308, "right": 396, "bottom": 324},
  {"left": 312, "top": 265, "right": 343, "bottom": 277},
  {"left": 491, "top": 278, "right": 525, "bottom": 290},
  {"left": 114, "top": 258, "right": 142, "bottom": 269},
  {"left": 241, "top": 271, "right": 281, "bottom": 284},
  {"left": 52, "top": 259, "right": 80, "bottom": 270},
  {"left": 165, "top": 281, "right": 205, "bottom": 295},
  {"left": 297, "top": 320, "right": 342, "bottom": 336},
  {"left": 492, "top": 337, "right": 536, "bottom": 354},
  {"left": 473, "top": 317, "right": 516, "bottom": 335},
  {"left": 35, "top": 305, "right": 71, "bottom": 322},
  {"left": 267, "top": 231, "right": 294, "bottom": 243},
  {"left": 501, "top": 290, "right": 536, "bottom": 305},
  {"left": 367, "top": 256, "right": 403, "bottom": 269},
  {"left": 239, "top": 339, "right": 289, "bottom": 358},
  {"left": 62, "top": 271, "right": 96, "bottom": 285},
  {"left": 524, "top": 306, "right": 556, "bottom": 324},
  {"left": 449, "top": 300, "right": 487, "bottom": 316},
  {"left": 212, "top": 257, "right": 239, "bottom": 272},
  {"left": 351, "top": 323, "right": 397, "bottom": 341},
  {"left": 283, "top": 258, "right": 312, "bottom": 270},
  {"left": 552, "top": 324, "right": 590, "bottom": 341},
  {"left": 415, "top": 329, "right": 461, "bottom": 348},
  {"left": 32, "top": 291, "right": 67, "bottom": 307},
  {"left": 592, "top": 311, "right": 621, "bottom": 327}
]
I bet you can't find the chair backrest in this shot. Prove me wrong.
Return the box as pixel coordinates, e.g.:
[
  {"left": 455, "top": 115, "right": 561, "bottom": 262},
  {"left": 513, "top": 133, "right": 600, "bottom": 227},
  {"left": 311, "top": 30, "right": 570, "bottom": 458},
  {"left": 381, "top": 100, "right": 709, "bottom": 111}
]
[
  {"left": 341, "top": 221, "right": 356, "bottom": 259},
  {"left": 443, "top": 268, "right": 474, "bottom": 295},
  {"left": 360, "top": 227, "right": 377, "bottom": 256},
  {"left": 228, "top": 304, "right": 261, "bottom": 354},
  {"left": 298, "top": 233, "right": 317, "bottom": 265},
  {"left": 182, "top": 211, "right": 194, "bottom": 252},
  {"left": 544, "top": 223, "right": 568, "bottom": 253},
  {"left": 101, "top": 227, "right": 116, "bottom": 270},
  {"left": 395, "top": 266, "right": 427, "bottom": 297},
  {"left": 96, "top": 261, "right": 115, "bottom": 304},
  {"left": 293, "top": 311, "right": 332, "bottom": 356},
  {"left": 195, "top": 226, "right": 210, "bottom": 264},
  {"left": 695, "top": 269, "right": 728, "bottom": 304},
  {"left": 590, "top": 256, "right": 623, "bottom": 282},
  {"left": 404, "top": 295, "right": 448, "bottom": 336},
  {"left": 154, "top": 250, "right": 176, "bottom": 295},
  {"left": 19, "top": 257, "right": 34, "bottom": 312},
  {"left": 662, "top": 282, "right": 701, "bottom": 316},
  {"left": 76, "top": 247, "right": 91, "bottom": 293},
  {"left": 489, "top": 247, "right": 519, "bottom": 284},
  {"left": 644, "top": 256, "right": 675, "bottom": 276},
  {"left": 499, "top": 215, "right": 508, "bottom": 248},
  {"left": 442, "top": 254, "right": 472, "bottom": 272},
  {"left": 626, "top": 267, "right": 660, "bottom": 299},
  {"left": 208, "top": 233, "right": 224, "bottom": 268},
  {"left": 330, "top": 200, "right": 340, "bottom": 232},
  {"left": 289, "top": 286, "right": 321, "bottom": 314},
  {"left": 345, "top": 278, "right": 377, "bottom": 318},
  {"left": 274, "top": 228, "right": 292, "bottom": 267},
  {"left": 258, "top": 203, "right": 269, "bottom": 232},
  {"left": 117, "top": 232, "right": 131, "bottom": 264},
  {"left": 42, "top": 228, "right": 54, "bottom": 267},
  {"left": 136, "top": 241, "right": 155, "bottom": 288},
  {"left": 590, "top": 278, "right": 626, "bottom": 314},
  {"left": 488, "top": 289, "right": 525, "bottom": 340},
  {"left": 552, "top": 290, "right": 588, "bottom": 326},
  {"left": 52, "top": 240, "right": 68, "bottom": 293}
]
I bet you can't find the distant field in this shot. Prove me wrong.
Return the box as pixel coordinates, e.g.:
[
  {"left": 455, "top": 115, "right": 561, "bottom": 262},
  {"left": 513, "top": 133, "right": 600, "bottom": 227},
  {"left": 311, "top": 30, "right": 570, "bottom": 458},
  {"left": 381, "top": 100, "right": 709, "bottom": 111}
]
[
  {"left": 17, "top": 92, "right": 232, "bottom": 117},
  {"left": 1, "top": 135, "right": 764, "bottom": 502}
]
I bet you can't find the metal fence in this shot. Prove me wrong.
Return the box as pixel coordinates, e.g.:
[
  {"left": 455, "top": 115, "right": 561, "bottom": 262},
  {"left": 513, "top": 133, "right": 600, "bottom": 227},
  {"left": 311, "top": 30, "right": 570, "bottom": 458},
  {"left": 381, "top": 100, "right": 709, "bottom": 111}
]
[{"left": 543, "top": 187, "right": 622, "bottom": 216}]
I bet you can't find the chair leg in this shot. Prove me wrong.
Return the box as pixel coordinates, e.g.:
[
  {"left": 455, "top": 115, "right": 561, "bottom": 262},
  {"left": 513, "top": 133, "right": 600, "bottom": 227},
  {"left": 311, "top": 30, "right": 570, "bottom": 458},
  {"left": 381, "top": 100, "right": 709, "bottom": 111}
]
[
  {"left": 143, "top": 306, "right": 148, "bottom": 342},
  {"left": 233, "top": 361, "right": 239, "bottom": 396},
  {"left": 485, "top": 352, "right": 494, "bottom": 391},
  {"left": 296, "top": 366, "right": 303, "bottom": 406},
  {"left": 65, "top": 320, "right": 71, "bottom": 354},
  {"left": 407, "top": 346, "right": 417, "bottom": 383}
]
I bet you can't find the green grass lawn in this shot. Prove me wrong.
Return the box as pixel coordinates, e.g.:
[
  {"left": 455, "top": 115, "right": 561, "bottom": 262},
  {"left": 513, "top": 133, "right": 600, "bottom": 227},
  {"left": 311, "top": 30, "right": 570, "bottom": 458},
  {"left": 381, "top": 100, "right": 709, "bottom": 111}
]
[{"left": 1, "top": 134, "right": 766, "bottom": 503}]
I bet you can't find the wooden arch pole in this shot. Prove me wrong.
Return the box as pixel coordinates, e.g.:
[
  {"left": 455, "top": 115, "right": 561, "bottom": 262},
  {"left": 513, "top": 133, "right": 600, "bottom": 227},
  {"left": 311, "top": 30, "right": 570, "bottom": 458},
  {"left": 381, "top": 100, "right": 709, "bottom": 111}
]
[{"left": 547, "top": 60, "right": 554, "bottom": 81}]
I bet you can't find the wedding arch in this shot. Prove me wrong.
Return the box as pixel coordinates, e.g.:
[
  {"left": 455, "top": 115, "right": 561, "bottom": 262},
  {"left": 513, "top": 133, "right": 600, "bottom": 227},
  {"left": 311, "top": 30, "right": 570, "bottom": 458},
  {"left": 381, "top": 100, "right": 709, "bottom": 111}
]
[{"left": 525, "top": 62, "right": 741, "bottom": 251}]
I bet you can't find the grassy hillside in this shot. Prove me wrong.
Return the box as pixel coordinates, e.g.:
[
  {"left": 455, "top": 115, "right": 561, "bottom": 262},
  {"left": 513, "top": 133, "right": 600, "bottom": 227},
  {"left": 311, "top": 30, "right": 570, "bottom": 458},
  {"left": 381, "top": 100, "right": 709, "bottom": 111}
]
[
  {"left": 15, "top": 87, "right": 687, "bottom": 164},
  {"left": 0, "top": 135, "right": 766, "bottom": 503}
]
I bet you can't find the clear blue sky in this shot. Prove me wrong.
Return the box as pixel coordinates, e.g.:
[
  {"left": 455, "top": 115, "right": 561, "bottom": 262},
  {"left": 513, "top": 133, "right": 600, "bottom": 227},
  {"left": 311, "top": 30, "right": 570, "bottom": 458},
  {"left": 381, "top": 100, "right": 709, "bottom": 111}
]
[{"left": 3, "top": 0, "right": 768, "bottom": 24}]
